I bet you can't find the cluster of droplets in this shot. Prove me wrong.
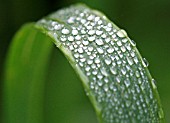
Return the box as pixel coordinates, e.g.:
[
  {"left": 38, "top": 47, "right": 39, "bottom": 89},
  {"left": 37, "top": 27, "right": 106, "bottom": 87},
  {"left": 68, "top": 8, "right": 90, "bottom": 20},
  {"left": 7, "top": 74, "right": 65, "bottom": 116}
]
[{"left": 37, "top": 5, "right": 162, "bottom": 123}]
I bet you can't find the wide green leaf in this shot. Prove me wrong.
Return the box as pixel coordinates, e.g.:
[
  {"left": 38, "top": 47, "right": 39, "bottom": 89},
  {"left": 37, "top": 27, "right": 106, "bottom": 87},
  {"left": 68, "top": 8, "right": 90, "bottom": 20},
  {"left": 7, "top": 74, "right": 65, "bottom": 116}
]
[{"left": 4, "top": 3, "right": 164, "bottom": 123}]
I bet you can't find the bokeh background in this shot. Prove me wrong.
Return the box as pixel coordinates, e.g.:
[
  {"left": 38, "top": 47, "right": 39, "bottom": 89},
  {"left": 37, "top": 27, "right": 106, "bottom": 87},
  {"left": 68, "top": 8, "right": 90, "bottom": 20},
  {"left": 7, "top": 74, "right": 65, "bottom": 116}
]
[{"left": 0, "top": 0, "right": 170, "bottom": 122}]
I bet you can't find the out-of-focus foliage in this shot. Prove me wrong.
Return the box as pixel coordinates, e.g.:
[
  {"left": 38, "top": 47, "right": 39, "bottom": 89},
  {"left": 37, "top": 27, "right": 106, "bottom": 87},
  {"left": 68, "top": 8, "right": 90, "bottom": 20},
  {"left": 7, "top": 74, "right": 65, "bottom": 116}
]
[{"left": 0, "top": 0, "right": 170, "bottom": 122}]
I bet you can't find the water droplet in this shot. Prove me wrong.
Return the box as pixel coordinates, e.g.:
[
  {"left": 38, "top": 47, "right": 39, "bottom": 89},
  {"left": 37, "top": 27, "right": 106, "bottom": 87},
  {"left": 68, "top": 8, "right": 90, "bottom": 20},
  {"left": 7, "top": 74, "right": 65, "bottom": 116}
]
[
  {"left": 54, "top": 24, "right": 62, "bottom": 30},
  {"left": 130, "top": 40, "right": 136, "bottom": 46},
  {"left": 72, "top": 29, "right": 78, "bottom": 35},
  {"left": 122, "top": 38, "right": 128, "bottom": 43},
  {"left": 117, "top": 29, "right": 127, "bottom": 38},
  {"left": 87, "top": 15, "right": 95, "bottom": 21},
  {"left": 98, "top": 20, "right": 103, "bottom": 25},
  {"left": 85, "top": 66, "right": 90, "bottom": 71},
  {"left": 60, "top": 36, "right": 66, "bottom": 42},
  {"left": 120, "top": 46, "right": 126, "bottom": 52},
  {"left": 77, "top": 47, "right": 84, "bottom": 53},
  {"left": 125, "top": 100, "right": 131, "bottom": 107},
  {"left": 96, "top": 39, "right": 104, "bottom": 45},
  {"left": 105, "top": 58, "right": 111, "bottom": 65},
  {"left": 97, "top": 48, "right": 104, "bottom": 54},
  {"left": 74, "top": 53, "right": 79, "bottom": 58},
  {"left": 110, "top": 67, "right": 117, "bottom": 75},
  {"left": 118, "top": 108, "right": 123, "bottom": 114},
  {"left": 116, "top": 76, "right": 121, "bottom": 83},
  {"left": 96, "top": 30, "right": 103, "bottom": 35},
  {"left": 62, "top": 28, "right": 70, "bottom": 34},
  {"left": 135, "top": 70, "right": 140, "bottom": 78},
  {"left": 88, "top": 30, "right": 95, "bottom": 35},
  {"left": 117, "top": 41, "right": 122, "bottom": 46},
  {"left": 88, "top": 46, "right": 93, "bottom": 51},
  {"left": 94, "top": 57, "right": 100, "bottom": 64},
  {"left": 95, "top": 17, "right": 100, "bottom": 22},
  {"left": 104, "top": 78, "right": 109, "bottom": 83},
  {"left": 107, "top": 48, "right": 114, "bottom": 53},
  {"left": 101, "top": 34, "right": 107, "bottom": 38},
  {"left": 75, "top": 35, "right": 81, "bottom": 40},
  {"left": 97, "top": 74, "right": 103, "bottom": 79},
  {"left": 67, "top": 17, "right": 75, "bottom": 24},
  {"left": 68, "top": 36, "right": 74, "bottom": 41},
  {"left": 142, "top": 58, "right": 149, "bottom": 67},
  {"left": 98, "top": 81, "right": 103, "bottom": 86},
  {"left": 100, "top": 68, "right": 108, "bottom": 76},
  {"left": 121, "top": 67, "right": 127, "bottom": 75},
  {"left": 82, "top": 40, "right": 89, "bottom": 45},
  {"left": 104, "top": 84, "right": 109, "bottom": 92},
  {"left": 80, "top": 58, "right": 86, "bottom": 62},
  {"left": 105, "top": 38, "right": 111, "bottom": 43},
  {"left": 124, "top": 78, "right": 130, "bottom": 87},
  {"left": 151, "top": 78, "right": 157, "bottom": 89},
  {"left": 92, "top": 70, "right": 98, "bottom": 75},
  {"left": 87, "top": 59, "right": 93, "bottom": 65},
  {"left": 127, "top": 56, "right": 134, "bottom": 66},
  {"left": 88, "top": 36, "right": 95, "bottom": 42}
]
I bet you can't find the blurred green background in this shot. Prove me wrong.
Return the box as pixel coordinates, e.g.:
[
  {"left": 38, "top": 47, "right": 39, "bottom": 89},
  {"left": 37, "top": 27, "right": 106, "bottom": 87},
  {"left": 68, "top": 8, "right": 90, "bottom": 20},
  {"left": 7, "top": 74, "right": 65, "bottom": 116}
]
[{"left": 0, "top": 0, "right": 170, "bottom": 122}]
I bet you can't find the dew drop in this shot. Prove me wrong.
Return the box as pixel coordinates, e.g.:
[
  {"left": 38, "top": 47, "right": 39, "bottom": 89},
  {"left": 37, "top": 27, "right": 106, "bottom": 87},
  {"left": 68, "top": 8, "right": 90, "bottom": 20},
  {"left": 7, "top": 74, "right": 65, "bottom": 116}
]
[
  {"left": 151, "top": 78, "right": 157, "bottom": 89},
  {"left": 75, "top": 35, "right": 81, "bottom": 40},
  {"left": 105, "top": 58, "right": 111, "bottom": 65},
  {"left": 62, "top": 28, "right": 70, "bottom": 35},
  {"left": 96, "top": 30, "right": 103, "bottom": 35},
  {"left": 82, "top": 40, "right": 89, "bottom": 45},
  {"left": 94, "top": 57, "right": 100, "bottom": 64},
  {"left": 60, "top": 36, "right": 66, "bottom": 42},
  {"left": 135, "top": 70, "right": 140, "bottom": 78},
  {"left": 130, "top": 40, "right": 136, "bottom": 46},
  {"left": 142, "top": 58, "right": 149, "bottom": 67},
  {"left": 74, "top": 53, "right": 79, "bottom": 58},
  {"left": 95, "top": 17, "right": 100, "bottom": 22},
  {"left": 125, "top": 100, "right": 131, "bottom": 107},
  {"left": 97, "top": 48, "right": 104, "bottom": 54},
  {"left": 97, "top": 74, "right": 103, "bottom": 79},
  {"left": 124, "top": 78, "right": 130, "bottom": 87},
  {"left": 88, "top": 46, "right": 94, "bottom": 51},
  {"left": 80, "top": 58, "right": 86, "bottom": 62},
  {"left": 87, "top": 59, "right": 93, "bottom": 65},
  {"left": 101, "top": 34, "right": 107, "bottom": 38},
  {"left": 117, "top": 29, "right": 127, "bottom": 38},
  {"left": 96, "top": 39, "right": 104, "bottom": 45},
  {"left": 122, "top": 38, "right": 128, "bottom": 43},
  {"left": 54, "top": 24, "right": 62, "bottom": 30},
  {"left": 121, "top": 68, "right": 127, "bottom": 75},
  {"left": 85, "top": 66, "right": 90, "bottom": 71},
  {"left": 107, "top": 48, "right": 114, "bottom": 53},
  {"left": 120, "top": 46, "right": 126, "bottom": 52},
  {"left": 117, "top": 41, "right": 122, "bottom": 46},
  {"left": 98, "top": 20, "right": 103, "bottom": 25},
  {"left": 88, "top": 30, "right": 95, "bottom": 35},
  {"left": 72, "top": 29, "right": 78, "bottom": 36},
  {"left": 77, "top": 47, "right": 83, "bottom": 54},
  {"left": 67, "top": 17, "right": 75, "bottom": 24},
  {"left": 87, "top": 15, "right": 95, "bottom": 21},
  {"left": 104, "top": 84, "right": 109, "bottom": 92},
  {"left": 98, "top": 81, "right": 103, "bottom": 86},
  {"left": 100, "top": 67, "right": 108, "bottom": 76},
  {"left": 68, "top": 36, "right": 74, "bottom": 41},
  {"left": 92, "top": 70, "right": 98, "bottom": 75},
  {"left": 88, "top": 36, "right": 95, "bottom": 42},
  {"left": 110, "top": 67, "right": 117, "bottom": 75},
  {"left": 127, "top": 56, "right": 134, "bottom": 66}
]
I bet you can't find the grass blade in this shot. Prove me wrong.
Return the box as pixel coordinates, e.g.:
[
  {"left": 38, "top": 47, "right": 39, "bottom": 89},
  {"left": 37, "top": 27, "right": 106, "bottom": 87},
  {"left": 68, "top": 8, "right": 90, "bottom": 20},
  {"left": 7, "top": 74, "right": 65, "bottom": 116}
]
[{"left": 4, "top": 3, "right": 164, "bottom": 123}]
